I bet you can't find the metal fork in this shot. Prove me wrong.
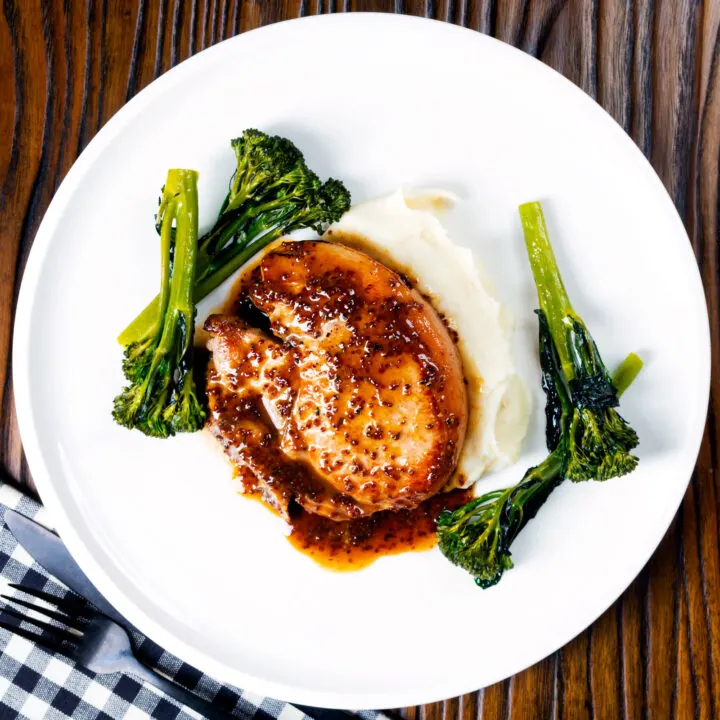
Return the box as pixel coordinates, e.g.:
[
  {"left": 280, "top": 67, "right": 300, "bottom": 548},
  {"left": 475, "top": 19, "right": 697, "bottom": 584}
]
[{"left": 0, "top": 583, "right": 232, "bottom": 719}]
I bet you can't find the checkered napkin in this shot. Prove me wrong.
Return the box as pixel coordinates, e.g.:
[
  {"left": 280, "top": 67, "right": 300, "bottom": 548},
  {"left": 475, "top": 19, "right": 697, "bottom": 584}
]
[{"left": 0, "top": 479, "right": 390, "bottom": 720}]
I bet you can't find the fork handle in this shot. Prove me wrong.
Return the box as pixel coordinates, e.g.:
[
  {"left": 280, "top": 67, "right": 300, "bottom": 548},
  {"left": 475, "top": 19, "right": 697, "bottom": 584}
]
[{"left": 120, "top": 655, "right": 231, "bottom": 719}]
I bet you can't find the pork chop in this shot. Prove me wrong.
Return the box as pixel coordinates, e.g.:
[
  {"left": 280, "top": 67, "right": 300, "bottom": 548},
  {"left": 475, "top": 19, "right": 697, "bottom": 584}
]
[{"left": 205, "top": 240, "right": 468, "bottom": 520}]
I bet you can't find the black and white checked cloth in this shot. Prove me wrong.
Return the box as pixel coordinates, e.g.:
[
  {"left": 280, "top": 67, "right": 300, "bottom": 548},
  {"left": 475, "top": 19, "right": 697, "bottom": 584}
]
[{"left": 0, "top": 478, "right": 391, "bottom": 720}]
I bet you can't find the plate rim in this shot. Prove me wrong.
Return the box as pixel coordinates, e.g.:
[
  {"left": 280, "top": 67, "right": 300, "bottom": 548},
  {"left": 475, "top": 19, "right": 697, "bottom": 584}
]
[{"left": 11, "top": 12, "right": 711, "bottom": 709}]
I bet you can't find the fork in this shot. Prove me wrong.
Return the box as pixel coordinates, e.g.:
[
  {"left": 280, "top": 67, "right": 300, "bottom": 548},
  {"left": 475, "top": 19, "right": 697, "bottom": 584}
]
[{"left": 0, "top": 583, "right": 232, "bottom": 720}]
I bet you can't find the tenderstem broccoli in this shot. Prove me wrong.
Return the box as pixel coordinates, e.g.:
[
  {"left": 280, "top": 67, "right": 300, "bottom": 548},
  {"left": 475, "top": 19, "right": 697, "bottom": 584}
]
[
  {"left": 118, "top": 130, "right": 351, "bottom": 347},
  {"left": 437, "top": 201, "right": 642, "bottom": 588},
  {"left": 113, "top": 169, "right": 206, "bottom": 438},
  {"left": 520, "top": 201, "right": 639, "bottom": 481}
]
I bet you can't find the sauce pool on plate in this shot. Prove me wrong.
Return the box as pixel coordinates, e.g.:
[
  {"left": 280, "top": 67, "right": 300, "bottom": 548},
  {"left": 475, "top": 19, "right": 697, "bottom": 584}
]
[{"left": 286, "top": 487, "right": 473, "bottom": 570}]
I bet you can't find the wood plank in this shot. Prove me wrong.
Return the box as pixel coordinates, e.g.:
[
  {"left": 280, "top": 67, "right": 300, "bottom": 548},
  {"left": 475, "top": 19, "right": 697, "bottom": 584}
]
[
  {"left": 589, "top": 607, "right": 622, "bottom": 720},
  {"left": 620, "top": 576, "right": 646, "bottom": 719},
  {"left": 508, "top": 656, "right": 555, "bottom": 719},
  {"left": 1, "top": 0, "right": 47, "bottom": 492},
  {"left": 557, "top": 632, "right": 591, "bottom": 720},
  {"left": 479, "top": 682, "right": 507, "bottom": 720}
]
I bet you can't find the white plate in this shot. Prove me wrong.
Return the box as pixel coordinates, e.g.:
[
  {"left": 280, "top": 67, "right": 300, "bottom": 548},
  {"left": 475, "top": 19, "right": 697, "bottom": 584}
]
[{"left": 13, "top": 13, "right": 710, "bottom": 710}]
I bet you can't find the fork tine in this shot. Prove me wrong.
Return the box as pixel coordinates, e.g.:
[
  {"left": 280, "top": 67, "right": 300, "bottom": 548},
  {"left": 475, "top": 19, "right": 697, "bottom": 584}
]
[
  {"left": 0, "top": 605, "right": 79, "bottom": 645},
  {"left": 8, "top": 584, "right": 87, "bottom": 615},
  {"left": 0, "top": 618, "right": 67, "bottom": 654},
  {"left": 1, "top": 595, "right": 86, "bottom": 629}
]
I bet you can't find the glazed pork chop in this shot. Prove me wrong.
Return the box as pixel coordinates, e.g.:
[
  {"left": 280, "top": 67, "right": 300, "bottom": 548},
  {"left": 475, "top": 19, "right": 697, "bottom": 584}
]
[{"left": 205, "top": 240, "right": 468, "bottom": 521}]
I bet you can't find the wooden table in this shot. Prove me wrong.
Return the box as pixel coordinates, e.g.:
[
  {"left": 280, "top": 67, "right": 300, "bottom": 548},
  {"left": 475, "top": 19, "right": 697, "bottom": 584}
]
[{"left": 1, "top": 1, "right": 718, "bottom": 718}]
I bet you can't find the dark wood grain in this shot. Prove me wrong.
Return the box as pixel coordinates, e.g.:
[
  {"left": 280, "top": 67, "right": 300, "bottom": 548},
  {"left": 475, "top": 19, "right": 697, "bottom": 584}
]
[{"left": 1, "top": 1, "right": 718, "bottom": 717}]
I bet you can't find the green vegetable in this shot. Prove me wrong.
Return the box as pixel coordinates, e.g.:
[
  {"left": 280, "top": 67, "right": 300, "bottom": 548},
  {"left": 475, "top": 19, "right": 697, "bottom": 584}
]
[
  {"left": 611, "top": 352, "right": 644, "bottom": 397},
  {"left": 113, "top": 169, "right": 206, "bottom": 438},
  {"left": 119, "top": 130, "right": 351, "bottom": 346},
  {"left": 437, "top": 448, "right": 564, "bottom": 589},
  {"left": 520, "top": 201, "right": 639, "bottom": 481},
  {"left": 438, "top": 201, "right": 642, "bottom": 588}
]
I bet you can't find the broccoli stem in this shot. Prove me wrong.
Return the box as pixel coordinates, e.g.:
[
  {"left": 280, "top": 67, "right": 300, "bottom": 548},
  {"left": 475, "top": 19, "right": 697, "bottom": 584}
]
[
  {"left": 117, "top": 190, "right": 182, "bottom": 347},
  {"left": 519, "top": 201, "right": 576, "bottom": 381},
  {"left": 499, "top": 446, "right": 565, "bottom": 542},
  {"left": 155, "top": 188, "right": 175, "bottom": 325},
  {"left": 193, "top": 232, "right": 282, "bottom": 300},
  {"left": 197, "top": 205, "right": 255, "bottom": 261},
  {"left": 505, "top": 448, "right": 564, "bottom": 531},
  {"left": 113, "top": 169, "right": 206, "bottom": 437},
  {"left": 520, "top": 201, "right": 618, "bottom": 405},
  {"left": 613, "top": 352, "right": 644, "bottom": 397},
  {"left": 166, "top": 168, "right": 199, "bottom": 352},
  {"left": 118, "top": 296, "right": 160, "bottom": 347},
  {"left": 118, "top": 175, "right": 200, "bottom": 347},
  {"left": 138, "top": 169, "right": 198, "bottom": 390}
]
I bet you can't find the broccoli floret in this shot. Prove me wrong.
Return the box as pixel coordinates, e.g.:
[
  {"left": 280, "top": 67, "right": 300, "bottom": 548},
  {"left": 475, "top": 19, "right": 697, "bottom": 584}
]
[
  {"left": 113, "top": 169, "right": 206, "bottom": 438},
  {"left": 565, "top": 407, "right": 639, "bottom": 481},
  {"left": 225, "top": 130, "right": 303, "bottom": 213},
  {"left": 437, "top": 492, "right": 515, "bottom": 589},
  {"left": 438, "top": 449, "right": 564, "bottom": 588},
  {"left": 316, "top": 178, "right": 353, "bottom": 224},
  {"left": 119, "top": 131, "right": 351, "bottom": 347}
]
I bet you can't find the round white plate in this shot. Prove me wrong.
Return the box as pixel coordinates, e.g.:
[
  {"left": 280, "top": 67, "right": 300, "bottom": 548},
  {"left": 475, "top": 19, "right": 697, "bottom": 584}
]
[{"left": 13, "top": 13, "right": 709, "bottom": 710}]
